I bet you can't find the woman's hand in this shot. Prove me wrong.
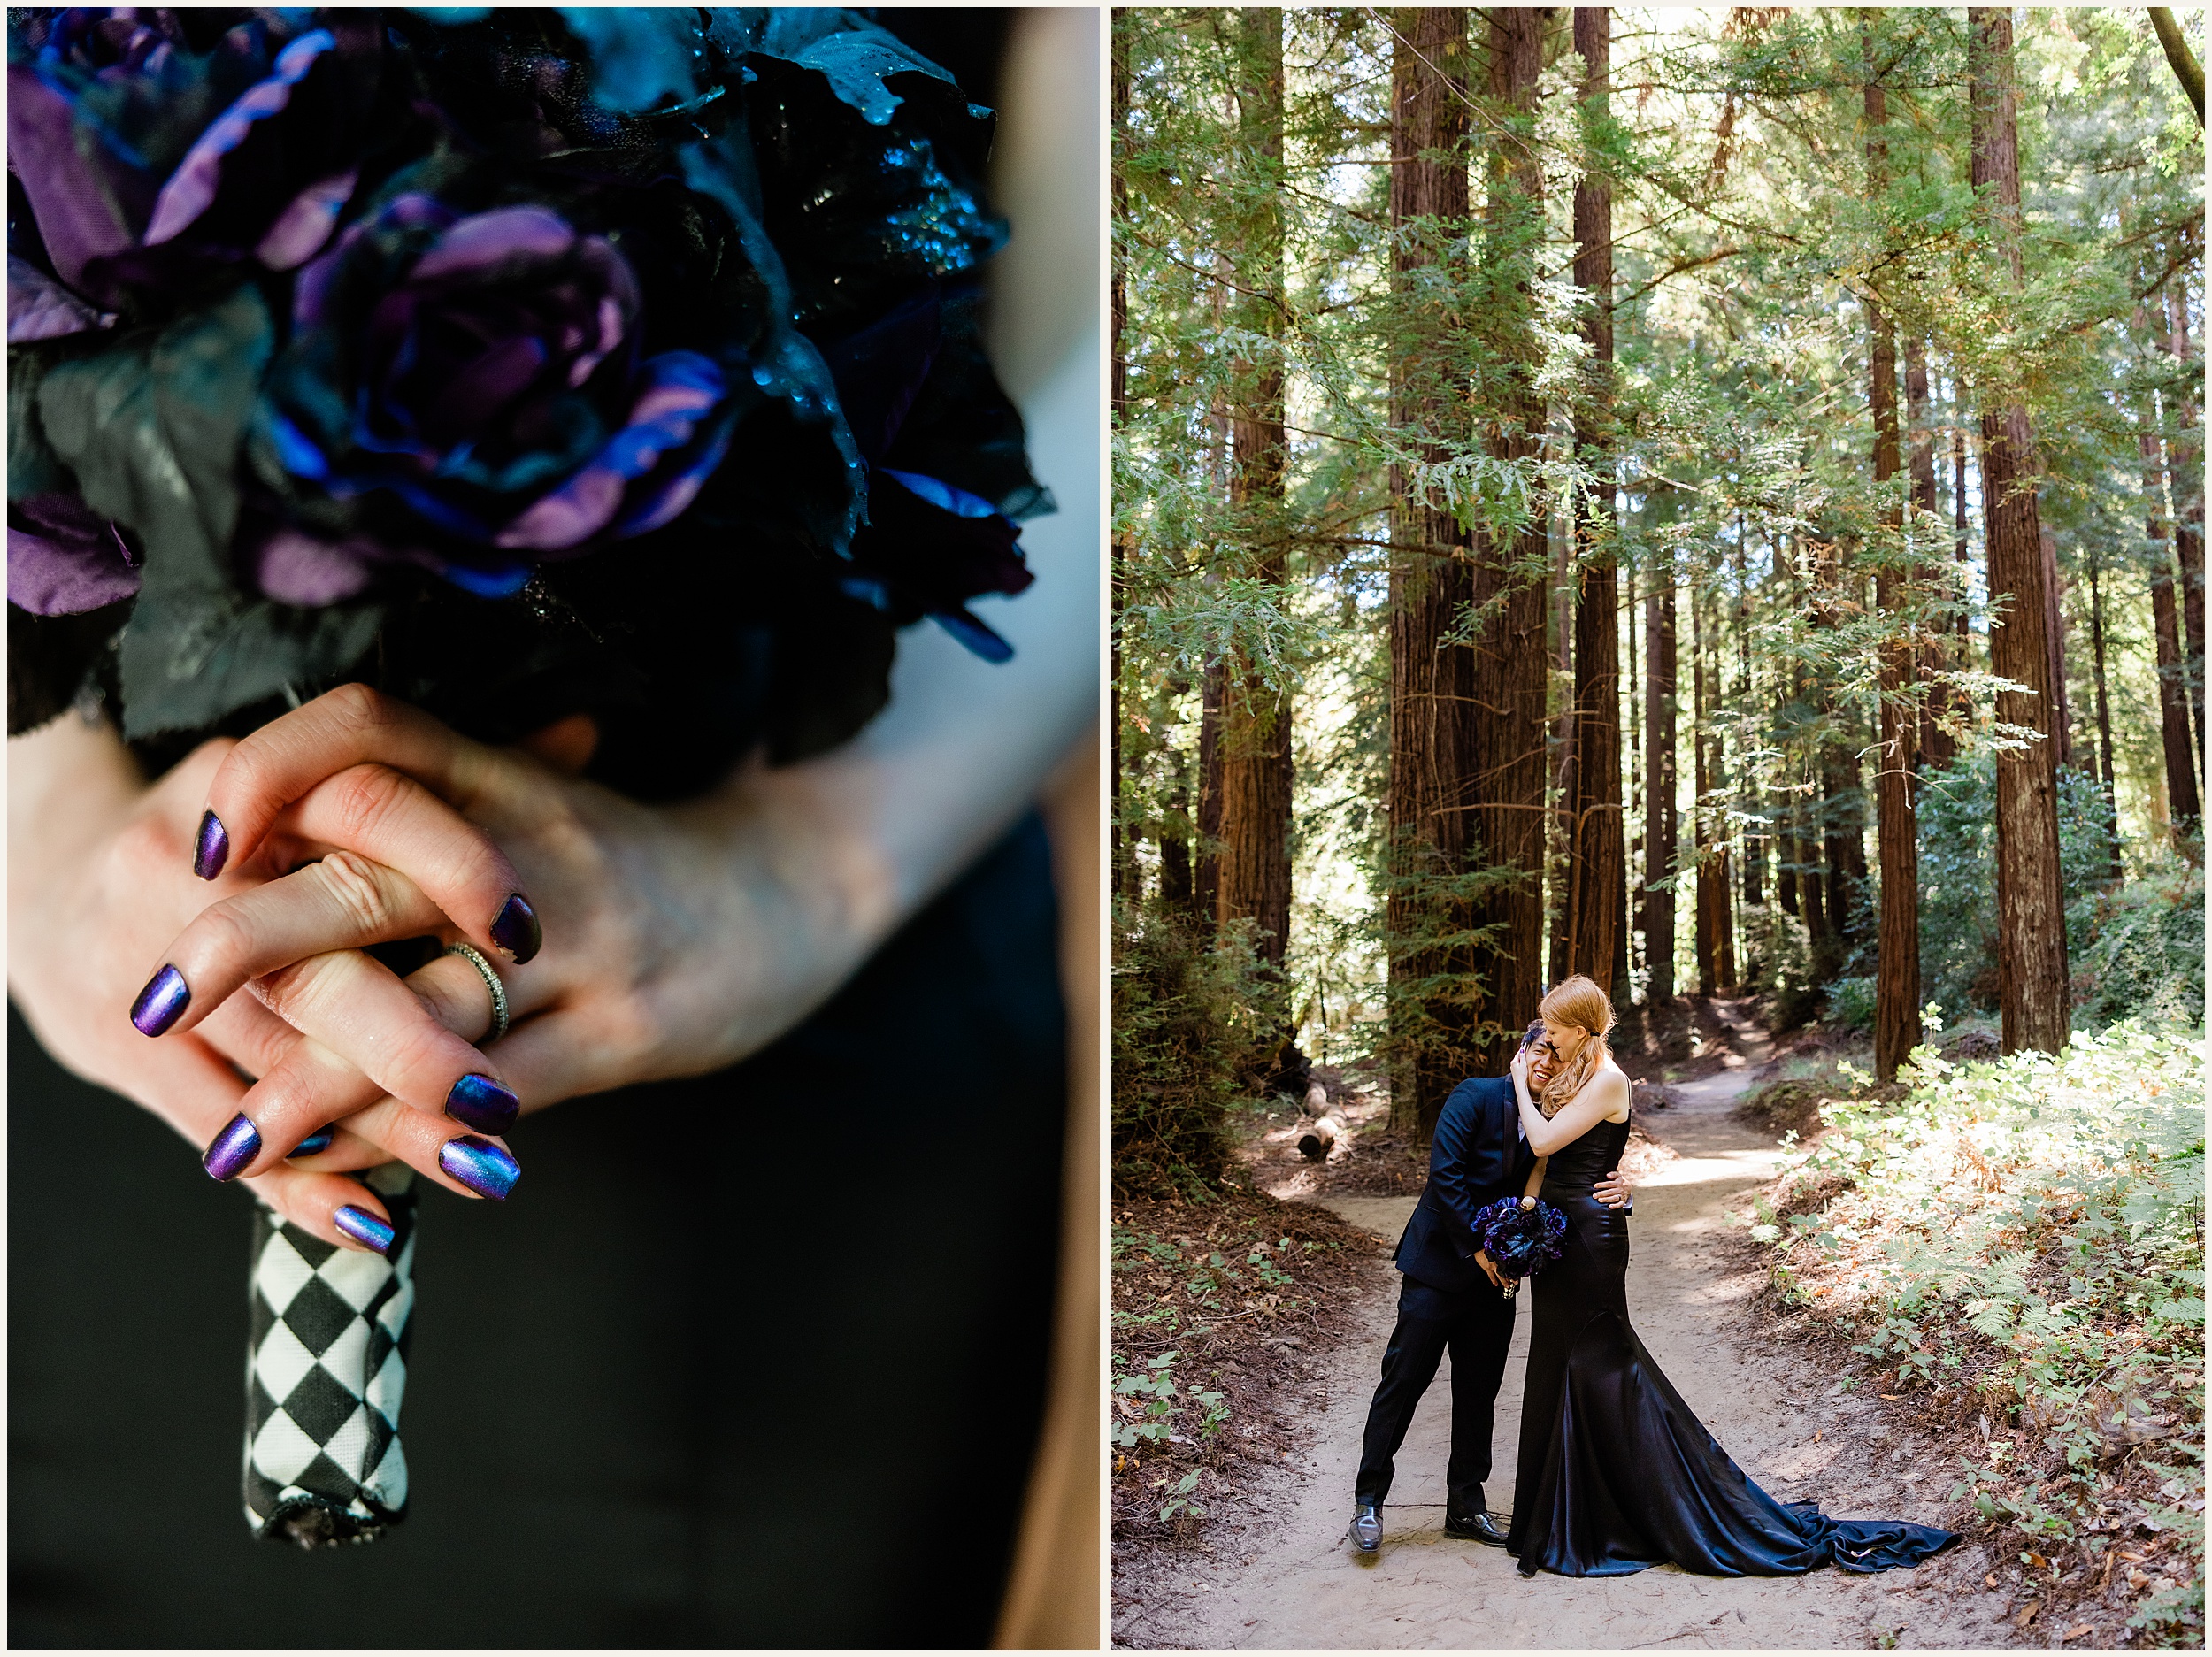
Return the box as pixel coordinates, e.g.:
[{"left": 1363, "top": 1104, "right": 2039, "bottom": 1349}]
[
  {"left": 191, "top": 685, "right": 902, "bottom": 1129},
  {"left": 7, "top": 714, "right": 523, "bottom": 1252}
]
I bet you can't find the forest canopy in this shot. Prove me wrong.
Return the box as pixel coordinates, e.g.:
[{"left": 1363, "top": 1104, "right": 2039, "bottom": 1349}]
[{"left": 1111, "top": 5, "right": 2205, "bottom": 1180}]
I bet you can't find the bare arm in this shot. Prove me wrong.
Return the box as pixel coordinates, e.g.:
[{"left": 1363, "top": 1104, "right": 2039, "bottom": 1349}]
[{"left": 1510, "top": 1049, "right": 1631, "bottom": 1157}]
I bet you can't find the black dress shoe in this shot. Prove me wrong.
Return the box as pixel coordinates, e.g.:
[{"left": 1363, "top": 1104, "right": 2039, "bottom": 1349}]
[
  {"left": 1348, "top": 1503, "right": 1382, "bottom": 1552},
  {"left": 1444, "top": 1506, "right": 1509, "bottom": 1546}
]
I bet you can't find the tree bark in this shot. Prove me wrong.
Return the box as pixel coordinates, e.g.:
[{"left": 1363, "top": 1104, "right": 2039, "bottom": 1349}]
[
  {"left": 1386, "top": 7, "right": 1478, "bottom": 1139},
  {"left": 1215, "top": 8, "right": 1293, "bottom": 967},
  {"left": 1196, "top": 655, "right": 1223, "bottom": 924},
  {"left": 1468, "top": 4, "right": 1550, "bottom": 1063},
  {"left": 2145, "top": 390, "right": 2203, "bottom": 840},
  {"left": 1567, "top": 4, "right": 1624, "bottom": 999},
  {"left": 1866, "top": 66, "right": 1921, "bottom": 1080},
  {"left": 2086, "top": 549, "right": 2124, "bottom": 883},
  {"left": 1642, "top": 546, "right": 1678, "bottom": 1002},
  {"left": 2167, "top": 283, "right": 2205, "bottom": 763},
  {"left": 1110, "top": 21, "right": 1133, "bottom": 902},
  {"left": 1969, "top": 6, "right": 2072, "bottom": 1055},
  {"left": 2040, "top": 528, "right": 2073, "bottom": 770},
  {"left": 1906, "top": 332, "right": 1958, "bottom": 771}
]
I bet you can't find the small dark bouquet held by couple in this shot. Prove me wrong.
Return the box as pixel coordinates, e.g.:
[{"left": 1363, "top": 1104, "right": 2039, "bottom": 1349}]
[
  {"left": 1471, "top": 1193, "right": 1569, "bottom": 1298},
  {"left": 9, "top": 5, "right": 1048, "bottom": 1546}
]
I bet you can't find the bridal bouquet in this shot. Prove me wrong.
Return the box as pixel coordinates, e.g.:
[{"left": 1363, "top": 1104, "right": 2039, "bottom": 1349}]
[
  {"left": 1472, "top": 1194, "right": 1569, "bottom": 1296},
  {"left": 9, "top": 5, "right": 1046, "bottom": 1547},
  {"left": 9, "top": 6, "right": 1048, "bottom": 793}
]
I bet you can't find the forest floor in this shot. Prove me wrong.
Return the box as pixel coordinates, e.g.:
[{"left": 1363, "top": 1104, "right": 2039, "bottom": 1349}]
[{"left": 1112, "top": 998, "right": 2037, "bottom": 1651}]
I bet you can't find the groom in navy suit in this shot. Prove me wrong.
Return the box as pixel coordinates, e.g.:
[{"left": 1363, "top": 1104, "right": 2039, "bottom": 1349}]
[{"left": 1348, "top": 1038, "right": 1631, "bottom": 1551}]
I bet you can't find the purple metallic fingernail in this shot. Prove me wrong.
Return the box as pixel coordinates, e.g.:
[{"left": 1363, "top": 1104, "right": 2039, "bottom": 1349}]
[
  {"left": 130, "top": 964, "right": 190, "bottom": 1037},
  {"left": 440, "top": 1134, "right": 519, "bottom": 1201},
  {"left": 333, "top": 1204, "right": 396, "bottom": 1256},
  {"left": 488, "top": 893, "right": 541, "bottom": 963},
  {"left": 203, "top": 1113, "right": 261, "bottom": 1181},
  {"left": 192, "top": 809, "right": 228, "bottom": 879},
  {"left": 289, "top": 1126, "right": 336, "bottom": 1158},
  {"left": 445, "top": 1073, "right": 519, "bottom": 1135}
]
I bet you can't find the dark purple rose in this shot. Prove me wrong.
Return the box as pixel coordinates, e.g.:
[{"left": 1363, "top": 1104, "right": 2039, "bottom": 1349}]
[
  {"left": 6, "top": 10, "right": 386, "bottom": 318},
  {"left": 255, "top": 192, "right": 736, "bottom": 595},
  {"left": 7, "top": 492, "right": 138, "bottom": 615},
  {"left": 1471, "top": 1195, "right": 1570, "bottom": 1283}
]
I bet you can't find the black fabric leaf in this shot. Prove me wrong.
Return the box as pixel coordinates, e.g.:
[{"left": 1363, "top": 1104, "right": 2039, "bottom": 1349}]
[{"left": 35, "top": 286, "right": 380, "bottom": 736}]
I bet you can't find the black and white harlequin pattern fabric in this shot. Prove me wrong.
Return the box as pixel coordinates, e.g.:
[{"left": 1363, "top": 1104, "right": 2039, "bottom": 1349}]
[{"left": 242, "top": 1170, "right": 416, "bottom": 1547}]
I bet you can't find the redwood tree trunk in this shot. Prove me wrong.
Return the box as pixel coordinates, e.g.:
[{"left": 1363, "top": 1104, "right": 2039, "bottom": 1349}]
[
  {"left": 1110, "top": 23, "right": 1133, "bottom": 901},
  {"left": 1196, "top": 655, "right": 1224, "bottom": 924},
  {"left": 1906, "top": 332, "right": 1957, "bottom": 771},
  {"left": 1469, "top": 4, "right": 1549, "bottom": 1064},
  {"left": 1386, "top": 8, "right": 1478, "bottom": 1139},
  {"left": 2147, "top": 397, "right": 2202, "bottom": 840},
  {"left": 1867, "top": 70, "right": 1921, "bottom": 1080},
  {"left": 1216, "top": 9, "right": 1293, "bottom": 966},
  {"left": 2087, "top": 550, "right": 2124, "bottom": 882},
  {"left": 1970, "top": 7, "right": 2071, "bottom": 1055},
  {"left": 1642, "top": 548, "right": 1678, "bottom": 1002},
  {"left": 2169, "top": 283, "right": 2206, "bottom": 763},
  {"left": 1567, "top": 4, "right": 1624, "bottom": 998}
]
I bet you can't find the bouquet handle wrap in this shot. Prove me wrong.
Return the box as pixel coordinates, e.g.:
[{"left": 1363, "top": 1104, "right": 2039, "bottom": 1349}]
[{"left": 243, "top": 1165, "right": 416, "bottom": 1547}]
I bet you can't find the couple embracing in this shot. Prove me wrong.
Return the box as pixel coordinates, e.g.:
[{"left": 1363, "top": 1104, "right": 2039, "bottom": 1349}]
[{"left": 1352, "top": 976, "right": 1958, "bottom": 1580}]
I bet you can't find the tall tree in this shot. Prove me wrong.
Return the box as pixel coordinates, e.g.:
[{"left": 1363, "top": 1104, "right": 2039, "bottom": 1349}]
[
  {"left": 1968, "top": 7, "right": 2071, "bottom": 1054},
  {"left": 2168, "top": 282, "right": 2206, "bottom": 762},
  {"left": 1386, "top": 6, "right": 1479, "bottom": 1137},
  {"left": 1642, "top": 543, "right": 1678, "bottom": 1002},
  {"left": 2143, "top": 373, "right": 2202, "bottom": 840},
  {"left": 1867, "top": 51, "right": 1921, "bottom": 1080},
  {"left": 1691, "top": 583, "right": 1734, "bottom": 995},
  {"left": 2085, "top": 545, "right": 2126, "bottom": 882},
  {"left": 1567, "top": 4, "right": 1625, "bottom": 998},
  {"left": 1905, "top": 333, "right": 1957, "bottom": 770},
  {"left": 1110, "top": 21, "right": 1134, "bottom": 902},
  {"left": 1468, "top": 4, "right": 1550, "bottom": 1062},
  {"left": 1214, "top": 8, "right": 1293, "bottom": 965}
]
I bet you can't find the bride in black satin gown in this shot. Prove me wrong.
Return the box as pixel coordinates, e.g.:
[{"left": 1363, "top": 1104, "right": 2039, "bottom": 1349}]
[{"left": 1502, "top": 976, "right": 1958, "bottom": 1580}]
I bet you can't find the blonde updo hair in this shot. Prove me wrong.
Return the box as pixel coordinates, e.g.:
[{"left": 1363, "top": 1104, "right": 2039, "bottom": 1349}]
[{"left": 1535, "top": 975, "right": 1617, "bottom": 1117}]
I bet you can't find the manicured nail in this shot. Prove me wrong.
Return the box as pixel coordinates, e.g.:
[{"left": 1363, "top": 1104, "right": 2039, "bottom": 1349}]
[
  {"left": 333, "top": 1204, "right": 396, "bottom": 1256},
  {"left": 289, "top": 1126, "right": 336, "bottom": 1159},
  {"left": 488, "top": 893, "right": 541, "bottom": 963},
  {"left": 440, "top": 1134, "right": 519, "bottom": 1201},
  {"left": 131, "top": 964, "right": 190, "bottom": 1036},
  {"left": 445, "top": 1073, "right": 519, "bottom": 1134},
  {"left": 193, "top": 809, "right": 228, "bottom": 879},
  {"left": 203, "top": 1113, "right": 261, "bottom": 1181}
]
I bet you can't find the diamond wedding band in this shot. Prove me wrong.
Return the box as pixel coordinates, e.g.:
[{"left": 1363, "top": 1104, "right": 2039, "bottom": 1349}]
[{"left": 445, "top": 940, "right": 510, "bottom": 1043}]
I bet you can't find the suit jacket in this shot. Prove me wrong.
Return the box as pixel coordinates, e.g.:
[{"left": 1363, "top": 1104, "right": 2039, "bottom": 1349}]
[{"left": 1392, "top": 1075, "right": 1540, "bottom": 1295}]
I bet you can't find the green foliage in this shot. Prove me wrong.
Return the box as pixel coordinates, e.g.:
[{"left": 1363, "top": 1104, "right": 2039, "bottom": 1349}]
[
  {"left": 1827, "top": 975, "right": 1878, "bottom": 1033},
  {"left": 2070, "top": 864, "right": 2208, "bottom": 1031},
  {"left": 1111, "top": 904, "right": 1276, "bottom": 1196},
  {"left": 32, "top": 288, "right": 382, "bottom": 737},
  {"left": 1915, "top": 756, "right": 2162, "bottom": 1020},
  {"left": 1750, "top": 1024, "right": 2206, "bottom": 1644}
]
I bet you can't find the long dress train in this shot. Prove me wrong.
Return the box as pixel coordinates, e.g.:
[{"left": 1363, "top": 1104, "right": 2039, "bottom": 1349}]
[{"left": 1505, "top": 1116, "right": 1956, "bottom": 1578}]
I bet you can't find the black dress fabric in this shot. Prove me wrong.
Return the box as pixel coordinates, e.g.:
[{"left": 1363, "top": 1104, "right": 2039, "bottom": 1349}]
[
  {"left": 1505, "top": 1114, "right": 1956, "bottom": 1579},
  {"left": 10, "top": 815, "right": 1064, "bottom": 1648}
]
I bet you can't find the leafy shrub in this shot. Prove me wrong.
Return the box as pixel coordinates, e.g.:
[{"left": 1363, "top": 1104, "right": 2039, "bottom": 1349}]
[
  {"left": 1748, "top": 1024, "right": 2206, "bottom": 1645},
  {"left": 1112, "top": 904, "right": 1277, "bottom": 1197},
  {"left": 2070, "top": 864, "right": 2206, "bottom": 1032},
  {"left": 1916, "top": 756, "right": 2131, "bottom": 1018},
  {"left": 1826, "top": 974, "right": 1877, "bottom": 1032}
]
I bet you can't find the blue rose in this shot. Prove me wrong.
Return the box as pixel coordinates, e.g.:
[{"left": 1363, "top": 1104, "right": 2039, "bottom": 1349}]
[
  {"left": 6, "top": 8, "right": 388, "bottom": 321},
  {"left": 253, "top": 186, "right": 738, "bottom": 599}
]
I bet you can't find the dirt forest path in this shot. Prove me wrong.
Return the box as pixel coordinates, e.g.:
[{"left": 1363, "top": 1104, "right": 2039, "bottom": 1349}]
[{"left": 1130, "top": 1008, "right": 2020, "bottom": 1651}]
